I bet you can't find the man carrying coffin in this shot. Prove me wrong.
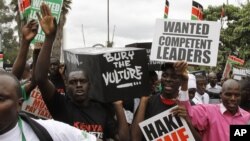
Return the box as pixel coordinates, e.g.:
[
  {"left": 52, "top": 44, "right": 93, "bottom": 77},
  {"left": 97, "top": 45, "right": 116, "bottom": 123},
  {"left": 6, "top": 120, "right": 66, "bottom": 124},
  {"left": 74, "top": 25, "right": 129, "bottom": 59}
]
[
  {"left": 131, "top": 61, "right": 201, "bottom": 141},
  {"left": 34, "top": 3, "right": 129, "bottom": 141}
]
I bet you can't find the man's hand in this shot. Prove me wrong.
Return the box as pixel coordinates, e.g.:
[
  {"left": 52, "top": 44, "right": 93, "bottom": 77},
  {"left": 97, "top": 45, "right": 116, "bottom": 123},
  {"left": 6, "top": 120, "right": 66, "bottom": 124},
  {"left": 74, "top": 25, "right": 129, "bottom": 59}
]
[
  {"left": 173, "top": 61, "right": 189, "bottom": 81},
  {"left": 171, "top": 105, "right": 188, "bottom": 120},
  {"left": 22, "top": 19, "right": 38, "bottom": 43},
  {"left": 113, "top": 100, "right": 123, "bottom": 106},
  {"left": 37, "top": 3, "right": 57, "bottom": 37}
]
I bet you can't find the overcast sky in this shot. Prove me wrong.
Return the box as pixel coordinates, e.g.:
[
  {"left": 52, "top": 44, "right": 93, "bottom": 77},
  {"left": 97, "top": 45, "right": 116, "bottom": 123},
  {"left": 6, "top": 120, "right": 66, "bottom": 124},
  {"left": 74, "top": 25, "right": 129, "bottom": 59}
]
[{"left": 64, "top": 0, "right": 246, "bottom": 49}]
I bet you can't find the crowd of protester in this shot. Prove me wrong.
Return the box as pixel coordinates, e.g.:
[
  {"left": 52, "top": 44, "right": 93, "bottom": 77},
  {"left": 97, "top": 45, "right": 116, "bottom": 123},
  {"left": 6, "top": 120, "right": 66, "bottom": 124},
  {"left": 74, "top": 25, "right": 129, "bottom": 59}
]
[{"left": 1, "top": 3, "right": 250, "bottom": 141}]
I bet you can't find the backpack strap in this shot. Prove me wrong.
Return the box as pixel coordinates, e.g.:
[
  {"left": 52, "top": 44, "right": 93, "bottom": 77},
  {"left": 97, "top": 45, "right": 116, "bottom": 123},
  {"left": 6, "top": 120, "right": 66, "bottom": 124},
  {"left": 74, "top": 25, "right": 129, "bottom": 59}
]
[{"left": 19, "top": 112, "right": 53, "bottom": 141}]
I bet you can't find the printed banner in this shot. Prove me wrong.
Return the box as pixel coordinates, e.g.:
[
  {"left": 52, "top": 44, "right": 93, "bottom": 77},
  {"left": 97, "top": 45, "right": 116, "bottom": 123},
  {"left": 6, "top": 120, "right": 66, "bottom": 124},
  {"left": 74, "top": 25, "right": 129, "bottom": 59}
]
[
  {"left": 222, "top": 55, "right": 245, "bottom": 79},
  {"left": 233, "top": 68, "right": 250, "bottom": 77},
  {"left": 18, "top": 0, "right": 64, "bottom": 46},
  {"left": 228, "top": 55, "right": 245, "bottom": 65},
  {"left": 150, "top": 19, "right": 221, "bottom": 66},
  {"left": 64, "top": 47, "right": 150, "bottom": 102},
  {"left": 21, "top": 87, "right": 52, "bottom": 119},
  {"left": 18, "top": 0, "right": 31, "bottom": 20},
  {"left": 139, "top": 106, "right": 195, "bottom": 141},
  {"left": 125, "top": 42, "right": 163, "bottom": 71}
]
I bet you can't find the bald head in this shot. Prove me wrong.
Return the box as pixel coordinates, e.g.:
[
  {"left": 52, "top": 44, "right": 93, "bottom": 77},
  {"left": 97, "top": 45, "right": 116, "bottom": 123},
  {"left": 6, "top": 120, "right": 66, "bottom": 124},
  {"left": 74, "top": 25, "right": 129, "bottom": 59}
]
[
  {"left": 222, "top": 79, "right": 240, "bottom": 92},
  {"left": 0, "top": 71, "right": 22, "bottom": 98},
  {"left": 208, "top": 72, "right": 216, "bottom": 77}
]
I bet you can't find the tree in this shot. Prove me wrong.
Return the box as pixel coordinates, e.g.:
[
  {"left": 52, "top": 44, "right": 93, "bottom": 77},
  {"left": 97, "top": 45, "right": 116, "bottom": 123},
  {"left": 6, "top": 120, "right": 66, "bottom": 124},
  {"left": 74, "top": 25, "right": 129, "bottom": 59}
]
[
  {"left": 0, "top": 0, "right": 19, "bottom": 64},
  {"left": 193, "top": 3, "right": 250, "bottom": 73},
  {"left": 52, "top": 0, "right": 72, "bottom": 60}
]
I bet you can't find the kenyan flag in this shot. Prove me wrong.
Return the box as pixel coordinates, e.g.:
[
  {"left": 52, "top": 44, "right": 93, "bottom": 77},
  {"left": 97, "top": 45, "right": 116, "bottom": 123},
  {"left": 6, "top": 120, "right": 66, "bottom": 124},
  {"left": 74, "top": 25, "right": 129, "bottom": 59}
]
[
  {"left": 0, "top": 53, "right": 3, "bottom": 68},
  {"left": 0, "top": 53, "right": 3, "bottom": 61},
  {"left": 164, "top": 0, "right": 169, "bottom": 18},
  {"left": 192, "top": 1, "right": 203, "bottom": 20}
]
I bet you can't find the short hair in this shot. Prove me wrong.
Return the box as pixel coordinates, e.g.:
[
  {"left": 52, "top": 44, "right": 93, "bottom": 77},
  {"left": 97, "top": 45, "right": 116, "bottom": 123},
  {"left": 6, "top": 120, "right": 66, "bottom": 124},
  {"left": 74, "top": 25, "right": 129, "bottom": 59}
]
[
  {"left": 161, "top": 63, "right": 174, "bottom": 71},
  {"left": 222, "top": 79, "right": 240, "bottom": 92},
  {"left": 0, "top": 71, "right": 22, "bottom": 98},
  {"left": 195, "top": 75, "right": 207, "bottom": 81}
]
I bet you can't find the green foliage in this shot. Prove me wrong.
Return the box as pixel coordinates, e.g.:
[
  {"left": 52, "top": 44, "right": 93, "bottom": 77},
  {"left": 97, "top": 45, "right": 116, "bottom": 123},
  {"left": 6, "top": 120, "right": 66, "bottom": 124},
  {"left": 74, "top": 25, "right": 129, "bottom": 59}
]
[
  {"left": 0, "top": 0, "right": 19, "bottom": 64},
  {"left": 193, "top": 3, "right": 250, "bottom": 74}
]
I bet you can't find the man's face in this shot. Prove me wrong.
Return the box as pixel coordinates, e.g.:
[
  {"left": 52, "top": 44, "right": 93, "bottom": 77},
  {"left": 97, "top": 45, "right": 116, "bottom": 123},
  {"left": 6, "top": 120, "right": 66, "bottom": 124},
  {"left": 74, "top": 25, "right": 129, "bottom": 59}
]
[
  {"left": 49, "top": 58, "right": 60, "bottom": 76},
  {"left": 0, "top": 75, "right": 20, "bottom": 133},
  {"left": 208, "top": 74, "right": 217, "bottom": 86},
  {"left": 188, "top": 88, "right": 196, "bottom": 100},
  {"left": 67, "top": 71, "right": 90, "bottom": 104},
  {"left": 196, "top": 78, "right": 206, "bottom": 95},
  {"left": 221, "top": 84, "right": 241, "bottom": 115},
  {"left": 161, "top": 68, "right": 181, "bottom": 97}
]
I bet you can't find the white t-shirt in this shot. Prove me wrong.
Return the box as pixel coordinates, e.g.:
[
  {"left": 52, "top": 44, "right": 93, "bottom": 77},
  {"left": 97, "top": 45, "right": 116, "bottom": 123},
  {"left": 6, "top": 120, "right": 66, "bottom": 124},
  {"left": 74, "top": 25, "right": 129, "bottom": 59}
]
[
  {"left": 206, "top": 84, "right": 222, "bottom": 94},
  {"left": 192, "top": 92, "right": 210, "bottom": 104},
  {"left": 0, "top": 118, "right": 96, "bottom": 141}
]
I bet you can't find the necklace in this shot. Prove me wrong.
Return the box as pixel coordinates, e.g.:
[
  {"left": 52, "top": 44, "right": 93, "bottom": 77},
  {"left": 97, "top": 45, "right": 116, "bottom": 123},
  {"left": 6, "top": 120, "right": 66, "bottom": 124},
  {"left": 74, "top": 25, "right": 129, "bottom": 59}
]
[{"left": 160, "top": 95, "right": 177, "bottom": 105}]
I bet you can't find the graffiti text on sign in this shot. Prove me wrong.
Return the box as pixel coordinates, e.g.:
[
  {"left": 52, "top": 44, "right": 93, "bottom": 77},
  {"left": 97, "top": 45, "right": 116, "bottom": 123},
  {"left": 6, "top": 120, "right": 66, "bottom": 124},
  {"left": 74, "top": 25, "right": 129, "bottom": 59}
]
[
  {"left": 103, "top": 51, "right": 135, "bottom": 63},
  {"left": 102, "top": 66, "right": 142, "bottom": 88}
]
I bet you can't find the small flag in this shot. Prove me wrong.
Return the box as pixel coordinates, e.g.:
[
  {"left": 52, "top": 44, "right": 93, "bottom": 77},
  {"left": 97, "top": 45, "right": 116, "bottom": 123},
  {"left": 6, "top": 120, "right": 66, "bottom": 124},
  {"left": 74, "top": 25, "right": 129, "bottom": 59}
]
[
  {"left": 222, "top": 55, "right": 245, "bottom": 79},
  {"left": 164, "top": 0, "right": 169, "bottom": 18},
  {"left": 0, "top": 53, "right": 3, "bottom": 60},
  {"left": 191, "top": 0, "right": 203, "bottom": 20},
  {"left": 0, "top": 53, "right": 3, "bottom": 68}
]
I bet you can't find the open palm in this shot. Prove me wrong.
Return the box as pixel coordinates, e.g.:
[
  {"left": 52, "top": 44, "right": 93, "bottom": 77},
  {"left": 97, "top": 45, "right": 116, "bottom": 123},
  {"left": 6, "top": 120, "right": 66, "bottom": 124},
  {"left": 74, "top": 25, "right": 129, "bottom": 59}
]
[
  {"left": 22, "top": 20, "right": 38, "bottom": 41},
  {"left": 37, "top": 3, "right": 57, "bottom": 36}
]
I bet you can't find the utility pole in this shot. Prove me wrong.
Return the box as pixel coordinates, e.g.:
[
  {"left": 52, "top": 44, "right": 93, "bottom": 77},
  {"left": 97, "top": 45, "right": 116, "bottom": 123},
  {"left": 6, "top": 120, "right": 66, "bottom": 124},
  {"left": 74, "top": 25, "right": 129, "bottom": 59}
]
[
  {"left": 81, "top": 24, "right": 86, "bottom": 47},
  {"left": 107, "top": 0, "right": 112, "bottom": 47}
]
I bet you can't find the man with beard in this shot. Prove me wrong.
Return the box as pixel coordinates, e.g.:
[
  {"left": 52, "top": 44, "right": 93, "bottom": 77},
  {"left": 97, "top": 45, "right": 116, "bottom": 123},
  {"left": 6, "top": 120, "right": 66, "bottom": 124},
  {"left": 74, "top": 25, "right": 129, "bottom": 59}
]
[
  {"left": 0, "top": 71, "right": 96, "bottom": 141},
  {"left": 35, "top": 3, "right": 129, "bottom": 141},
  {"left": 131, "top": 61, "right": 201, "bottom": 141}
]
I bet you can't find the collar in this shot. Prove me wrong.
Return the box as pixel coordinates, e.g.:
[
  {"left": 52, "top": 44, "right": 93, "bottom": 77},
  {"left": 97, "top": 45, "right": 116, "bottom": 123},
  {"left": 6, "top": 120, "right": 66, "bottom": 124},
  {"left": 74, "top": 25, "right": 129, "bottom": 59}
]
[
  {"left": 160, "top": 95, "right": 177, "bottom": 105},
  {"left": 195, "top": 92, "right": 204, "bottom": 98},
  {"left": 207, "top": 84, "right": 220, "bottom": 89},
  {"left": 219, "top": 103, "right": 243, "bottom": 116},
  {"left": 0, "top": 123, "right": 18, "bottom": 139}
]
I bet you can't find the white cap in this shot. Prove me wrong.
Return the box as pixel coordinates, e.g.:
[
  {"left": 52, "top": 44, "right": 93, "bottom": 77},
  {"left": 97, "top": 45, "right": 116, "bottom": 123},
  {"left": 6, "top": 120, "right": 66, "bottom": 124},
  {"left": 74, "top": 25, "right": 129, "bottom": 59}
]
[{"left": 188, "top": 74, "right": 197, "bottom": 89}]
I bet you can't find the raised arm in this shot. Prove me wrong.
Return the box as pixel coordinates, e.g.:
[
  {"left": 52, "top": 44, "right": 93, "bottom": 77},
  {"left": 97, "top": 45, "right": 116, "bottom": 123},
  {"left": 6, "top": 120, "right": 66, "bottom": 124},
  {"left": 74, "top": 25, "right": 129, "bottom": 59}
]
[
  {"left": 130, "top": 96, "right": 149, "bottom": 141},
  {"left": 23, "top": 47, "right": 41, "bottom": 96},
  {"left": 35, "top": 3, "right": 57, "bottom": 101},
  {"left": 12, "top": 20, "right": 38, "bottom": 79},
  {"left": 113, "top": 100, "right": 130, "bottom": 141}
]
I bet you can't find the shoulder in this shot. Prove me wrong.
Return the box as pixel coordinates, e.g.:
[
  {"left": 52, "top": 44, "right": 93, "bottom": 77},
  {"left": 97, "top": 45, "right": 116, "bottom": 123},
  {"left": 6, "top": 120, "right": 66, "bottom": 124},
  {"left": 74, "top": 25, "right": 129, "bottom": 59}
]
[
  {"left": 216, "top": 84, "right": 222, "bottom": 89},
  {"left": 239, "top": 108, "right": 250, "bottom": 116},
  {"left": 192, "top": 103, "right": 219, "bottom": 112},
  {"left": 34, "top": 119, "right": 96, "bottom": 141},
  {"left": 148, "top": 95, "right": 160, "bottom": 102},
  {"left": 204, "top": 93, "right": 210, "bottom": 97}
]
